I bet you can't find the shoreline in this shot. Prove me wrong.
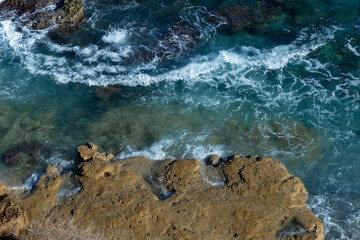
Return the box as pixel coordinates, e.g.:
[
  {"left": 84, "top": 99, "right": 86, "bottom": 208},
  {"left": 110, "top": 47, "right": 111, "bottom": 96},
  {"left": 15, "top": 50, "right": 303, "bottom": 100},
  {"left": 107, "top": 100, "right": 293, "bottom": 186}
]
[{"left": 0, "top": 143, "right": 324, "bottom": 240}]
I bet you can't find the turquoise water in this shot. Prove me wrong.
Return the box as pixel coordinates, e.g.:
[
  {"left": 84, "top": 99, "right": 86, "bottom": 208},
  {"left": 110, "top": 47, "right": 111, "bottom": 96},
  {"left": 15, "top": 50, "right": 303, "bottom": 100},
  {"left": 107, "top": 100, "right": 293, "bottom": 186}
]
[{"left": 0, "top": 0, "right": 359, "bottom": 238}]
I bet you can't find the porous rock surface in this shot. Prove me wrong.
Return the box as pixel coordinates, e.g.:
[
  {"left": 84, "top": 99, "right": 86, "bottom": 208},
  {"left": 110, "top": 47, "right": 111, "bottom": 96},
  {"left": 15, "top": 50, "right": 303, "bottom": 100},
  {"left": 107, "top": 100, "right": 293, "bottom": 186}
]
[
  {"left": 0, "top": 143, "right": 324, "bottom": 239},
  {"left": 0, "top": 0, "right": 84, "bottom": 30},
  {"left": 0, "top": 194, "right": 28, "bottom": 238}
]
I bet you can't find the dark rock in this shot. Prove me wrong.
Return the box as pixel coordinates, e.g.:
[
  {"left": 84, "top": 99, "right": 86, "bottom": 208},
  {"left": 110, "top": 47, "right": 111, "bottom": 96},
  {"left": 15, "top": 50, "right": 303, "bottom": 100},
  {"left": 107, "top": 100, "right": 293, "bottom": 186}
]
[
  {"left": 1, "top": 143, "right": 46, "bottom": 166},
  {"left": 122, "top": 23, "right": 199, "bottom": 65},
  {"left": 208, "top": 1, "right": 283, "bottom": 33},
  {"left": 205, "top": 154, "right": 221, "bottom": 166},
  {"left": 96, "top": 85, "right": 123, "bottom": 101},
  {"left": 2, "top": 150, "right": 18, "bottom": 165},
  {"left": 0, "top": 0, "right": 84, "bottom": 31},
  {"left": 159, "top": 24, "right": 198, "bottom": 60},
  {"left": 0, "top": 104, "right": 10, "bottom": 118}
]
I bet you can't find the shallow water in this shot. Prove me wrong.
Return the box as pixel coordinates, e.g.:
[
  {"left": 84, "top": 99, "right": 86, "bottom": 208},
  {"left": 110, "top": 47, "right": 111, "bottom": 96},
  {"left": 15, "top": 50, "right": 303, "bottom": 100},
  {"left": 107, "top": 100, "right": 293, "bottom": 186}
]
[{"left": 0, "top": 0, "right": 359, "bottom": 238}]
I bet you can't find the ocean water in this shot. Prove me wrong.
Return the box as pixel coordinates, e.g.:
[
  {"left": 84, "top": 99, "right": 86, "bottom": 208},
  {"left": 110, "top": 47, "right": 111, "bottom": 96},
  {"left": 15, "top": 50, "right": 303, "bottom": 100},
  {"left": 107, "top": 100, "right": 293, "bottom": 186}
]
[{"left": 0, "top": 0, "right": 359, "bottom": 238}]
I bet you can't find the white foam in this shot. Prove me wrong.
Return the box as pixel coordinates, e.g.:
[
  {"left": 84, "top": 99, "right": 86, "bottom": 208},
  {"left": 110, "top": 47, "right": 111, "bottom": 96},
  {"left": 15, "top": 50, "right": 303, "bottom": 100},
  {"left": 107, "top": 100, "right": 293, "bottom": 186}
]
[
  {"left": 309, "top": 195, "right": 360, "bottom": 239},
  {"left": 117, "top": 134, "right": 228, "bottom": 162},
  {"left": 11, "top": 173, "right": 40, "bottom": 191},
  {"left": 181, "top": 142, "right": 227, "bottom": 162},
  {"left": 347, "top": 39, "right": 360, "bottom": 57},
  {"left": 0, "top": 20, "right": 23, "bottom": 48},
  {"left": 102, "top": 29, "right": 129, "bottom": 44},
  {"left": 0, "top": 18, "right": 337, "bottom": 87},
  {"left": 117, "top": 139, "right": 176, "bottom": 160},
  {"left": 44, "top": 155, "right": 74, "bottom": 169}
]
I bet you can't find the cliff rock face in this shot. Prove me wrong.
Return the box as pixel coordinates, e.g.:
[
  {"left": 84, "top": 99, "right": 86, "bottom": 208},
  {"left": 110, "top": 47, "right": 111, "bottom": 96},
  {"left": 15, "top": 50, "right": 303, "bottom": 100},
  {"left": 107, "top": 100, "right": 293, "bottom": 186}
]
[
  {"left": 0, "top": 143, "right": 324, "bottom": 240},
  {"left": 0, "top": 0, "right": 84, "bottom": 30}
]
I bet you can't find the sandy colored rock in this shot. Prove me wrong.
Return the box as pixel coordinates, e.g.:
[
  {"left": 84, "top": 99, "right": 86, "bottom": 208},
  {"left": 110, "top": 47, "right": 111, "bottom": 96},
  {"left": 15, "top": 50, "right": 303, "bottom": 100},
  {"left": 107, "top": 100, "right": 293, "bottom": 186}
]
[
  {"left": 77, "top": 142, "right": 114, "bottom": 162},
  {"left": 0, "top": 194, "right": 28, "bottom": 237},
  {"left": 21, "top": 166, "right": 62, "bottom": 219},
  {"left": 0, "top": 144, "right": 324, "bottom": 239},
  {"left": 0, "top": 182, "right": 9, "bottom": 196}
]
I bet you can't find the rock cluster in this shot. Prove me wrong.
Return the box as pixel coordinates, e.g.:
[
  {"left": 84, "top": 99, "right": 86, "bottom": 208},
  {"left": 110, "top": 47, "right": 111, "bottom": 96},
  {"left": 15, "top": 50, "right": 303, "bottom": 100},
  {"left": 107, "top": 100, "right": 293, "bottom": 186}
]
[
  {"left": 0, "top": 0, "right": 84, "bottom": 30},
  {"left": 0, "top": 143, "right": 324, "bottom": 239},
  {"left": 77, "top": 142, "right": 114, "bottom": 162}
]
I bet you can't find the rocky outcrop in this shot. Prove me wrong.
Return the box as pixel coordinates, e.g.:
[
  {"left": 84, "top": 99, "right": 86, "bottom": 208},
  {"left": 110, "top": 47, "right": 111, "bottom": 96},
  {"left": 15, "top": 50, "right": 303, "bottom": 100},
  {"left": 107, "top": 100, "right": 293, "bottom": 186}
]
[
  {"left": 0, "top": 194, "right": 28, "bottom": 238},
  {"left": 77, "top": 142, "right": 114, "bottom": 162},
  {"left": 0, "top": 143, "right": 324, "bottom": 239},
  {"left": 0, "top": 0, "right": 84, "bottom": 30}
]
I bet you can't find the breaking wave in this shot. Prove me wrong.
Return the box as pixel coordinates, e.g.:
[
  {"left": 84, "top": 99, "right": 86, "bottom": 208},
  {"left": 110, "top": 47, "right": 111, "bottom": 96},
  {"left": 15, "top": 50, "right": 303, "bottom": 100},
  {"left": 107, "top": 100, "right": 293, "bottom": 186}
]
[{"left": 0, "top": 10, "right": 336, "bottom": 87}]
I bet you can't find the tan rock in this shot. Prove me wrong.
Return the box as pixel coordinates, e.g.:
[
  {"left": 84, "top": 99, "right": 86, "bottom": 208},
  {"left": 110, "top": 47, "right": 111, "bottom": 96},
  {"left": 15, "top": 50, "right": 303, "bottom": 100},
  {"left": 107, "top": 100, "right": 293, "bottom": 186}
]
[
  {"left": 0, "top": 182, "right": 7, "bottom": 196},
  {"left": 0, "top": 194, "right": 28, "bottom": 237},
  {"left": 0, "top": 146, "right": 324, "bottom": 240},
  {"left": 21, "top": 166, "right": 62, "bottom": 219},
  {"left": 77, "top": 142, "right": 114, "bottom": 162},
  {"left": 77, "top": 143, "right": 96, "bottom": 161}
]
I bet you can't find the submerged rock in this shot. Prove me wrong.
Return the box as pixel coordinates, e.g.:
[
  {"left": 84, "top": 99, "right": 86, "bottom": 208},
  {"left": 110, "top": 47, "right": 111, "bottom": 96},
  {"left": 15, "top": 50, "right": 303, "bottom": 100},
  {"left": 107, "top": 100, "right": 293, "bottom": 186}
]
[
  {"left": 0, "top": 144, "right": 324, "bottom": 239},
  {"left": 208, "top": 0, "right": 284, "bottom": 33},
  {"left": 96, "top": 85, "right": 123, "bottom": 101},
  {"left": 159, "top": 23, "right": 199, "bottom": 60},
  {"left": 1, "top": 142, "right": 47, "bottom": 166},
  {"left": 0, "top": 104, "right": 10, "bottom": 118},
  {"left": 0, "top": 0, "right": 84, "bottom": 31}
]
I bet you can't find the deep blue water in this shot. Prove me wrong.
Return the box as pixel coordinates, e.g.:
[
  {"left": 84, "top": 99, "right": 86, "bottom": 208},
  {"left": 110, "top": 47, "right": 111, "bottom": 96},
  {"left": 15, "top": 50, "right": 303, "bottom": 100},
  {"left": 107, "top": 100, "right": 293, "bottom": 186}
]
[{"left": 0, "top": 0, "right": 359, "bottom": 238}]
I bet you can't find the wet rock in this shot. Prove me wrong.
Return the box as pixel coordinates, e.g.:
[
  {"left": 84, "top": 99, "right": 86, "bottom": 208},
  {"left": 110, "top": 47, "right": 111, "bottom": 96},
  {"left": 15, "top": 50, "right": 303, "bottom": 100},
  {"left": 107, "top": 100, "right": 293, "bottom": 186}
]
[
  {"left": 1, "top": 142, "right": 46, "bottom": 166},
  {"left": 1, "top": 144, "right": 323, "bottom": 240},
  {"left": 0, "top": 183, "right": 9, "bottom": 196},
  {"left": 0, "top": 0, "right": 84, "bottom": 31},
  {"left": 0, "top": 104, "right": 10, "bottom": 118},
  {"left": 0, "top": 194, "right": 28, "bottom": 238},
  {"left": 122, "top": 23, "right": 199, "bottom": 65},
  {"left": 2, "top": 150, "right": 20, "bottom": 165},
  {"left": 0, "top": 109, "right": 56, "bottom": 157},
  {"left": 205, "top": 154, "right": 221, "bottom": 166},
  {"left": 159, "top": 23, "right": 198, "bottom": 60},
  {"left": 208, "top": 1, "right": 283, "bottom": 33},
  {"left": 280, "top": 0, "right": 333, "bottom": 26},
  {"left": 77, "top": 142, "right": 114, "bottom": 162},
  {"left": 221, "top": 119, "right": 324, "bottom": 164},
  {"left": 96, "top": 85, "right": 123, "bottom": 101},
  {"left": 21, "top": 166, "right": 62, "bottom": 219}
]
